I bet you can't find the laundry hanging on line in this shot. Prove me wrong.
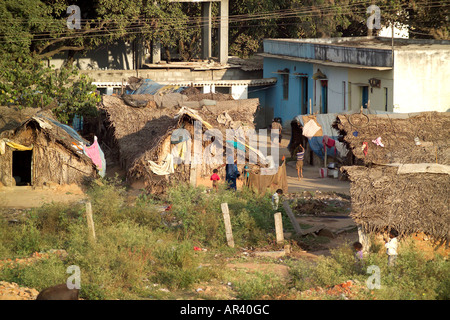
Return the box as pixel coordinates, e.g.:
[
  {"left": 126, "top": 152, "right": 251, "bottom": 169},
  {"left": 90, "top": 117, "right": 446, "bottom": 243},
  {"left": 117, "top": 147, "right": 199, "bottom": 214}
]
[
  {"left": 302, "top": 119, "right": 321, "bottom": 139},
  {"left": 148, "top": 153, "right": 175, "bottom": 175},
  {"left": 83, "top": 136, "right": 106, "bottom": 177},
  {"left": 322, "top": 135, "right": 337, "bottom": 156}
]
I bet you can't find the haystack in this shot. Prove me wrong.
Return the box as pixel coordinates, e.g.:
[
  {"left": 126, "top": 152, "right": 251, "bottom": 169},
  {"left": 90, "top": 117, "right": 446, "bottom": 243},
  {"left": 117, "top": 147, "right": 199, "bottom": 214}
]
[
  {"left": 100, "top": 94, "right": 263, "bottom": 193},
  {"left": 0, "top": 110, "right": 97, "bottom": 187},
  {"left": 333, "top": 111, "right": 450, "bottom": 245}
]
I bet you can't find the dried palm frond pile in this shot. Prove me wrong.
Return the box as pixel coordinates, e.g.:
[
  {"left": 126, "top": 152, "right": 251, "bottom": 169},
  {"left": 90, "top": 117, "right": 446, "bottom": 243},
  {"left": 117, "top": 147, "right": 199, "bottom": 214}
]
[
  {"left": 333, "top": 111, "right": 450, "bottom": 245},
  {"left": 0, "top": 110, "right": 96, "bottom": 187},
  {"left": 101, "top": 94, "right": 260, "bottom": 193}
]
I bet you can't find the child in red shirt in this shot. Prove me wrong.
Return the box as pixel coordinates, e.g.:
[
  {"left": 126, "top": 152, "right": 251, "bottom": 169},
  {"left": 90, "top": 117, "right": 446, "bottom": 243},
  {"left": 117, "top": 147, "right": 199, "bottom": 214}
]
[{"left": 210, "top": 169, "right": 220, "bottom": 191}]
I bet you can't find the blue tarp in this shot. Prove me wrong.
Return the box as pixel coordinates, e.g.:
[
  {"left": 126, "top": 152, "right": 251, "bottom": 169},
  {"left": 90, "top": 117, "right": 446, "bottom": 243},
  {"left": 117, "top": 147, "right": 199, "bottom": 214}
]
[
  {"left": 226, "top": 140, "right": 246, "bottom": 152},
  {"left": 45, "top": 117, "right": 106, "bottom": 177},
  {"left": 45, "top": 117, "right": 88, "bottom": 144},
  {"left": 129, "top": 79, "right": 165, "bottom": 95},
  {"left": 308, "top": 136, "right": 338, "bottom": 160}
]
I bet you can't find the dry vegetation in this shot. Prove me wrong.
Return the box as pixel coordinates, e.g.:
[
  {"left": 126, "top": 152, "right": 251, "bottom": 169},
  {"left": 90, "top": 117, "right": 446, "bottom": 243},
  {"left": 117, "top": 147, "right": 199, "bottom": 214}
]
[{"left": 1, "top": 179, "right": 448, "bottom": 301}]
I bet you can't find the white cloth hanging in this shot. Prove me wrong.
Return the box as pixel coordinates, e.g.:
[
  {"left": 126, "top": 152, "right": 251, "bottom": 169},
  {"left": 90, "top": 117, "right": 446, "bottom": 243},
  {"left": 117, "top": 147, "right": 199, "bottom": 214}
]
[{"left": 148, "top": 153, "right": 175, "bottom": 175}]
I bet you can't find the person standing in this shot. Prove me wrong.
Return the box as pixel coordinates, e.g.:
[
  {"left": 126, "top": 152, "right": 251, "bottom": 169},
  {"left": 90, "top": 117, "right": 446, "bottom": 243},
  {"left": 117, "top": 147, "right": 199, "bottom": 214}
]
[
  {"left": 385, "top": 229, "right": 399, "bottom": 267},
  {"left": 272, "top": 189, "right": 283, "bottom": 210},
  {"left": 271, "top": 119, "right": 282, "bottom": 143},
  {"left": 225, "top": 156, "right": 240, "bottom": 191},
  {"left": 210, "top": 169, "right": 220, "bottom": 192},
  {"left": 295, "top": 144, "right": 305, "bottom": 180}
]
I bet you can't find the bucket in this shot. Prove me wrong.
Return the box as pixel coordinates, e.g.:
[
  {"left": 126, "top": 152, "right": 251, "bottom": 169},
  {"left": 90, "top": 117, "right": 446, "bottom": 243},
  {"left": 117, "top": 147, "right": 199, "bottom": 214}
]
[
  {"left": 331, "top": 169, "right": 339, "bottom": 179},
  {"left": 319, "top": 168, "right": 327, "bottom": 178}
]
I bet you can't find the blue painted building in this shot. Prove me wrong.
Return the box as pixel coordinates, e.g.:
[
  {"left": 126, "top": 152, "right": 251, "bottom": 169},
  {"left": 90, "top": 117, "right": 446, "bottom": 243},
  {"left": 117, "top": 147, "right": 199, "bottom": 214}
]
[
  {"left": 259, "top": 37, "right": 450, "bottom": 130},
  {"left": 259, "top": 37, "right": 396, "bottom": 129},
  {"left": 262, "top": 57, "right": 313, "bottom": 128}
]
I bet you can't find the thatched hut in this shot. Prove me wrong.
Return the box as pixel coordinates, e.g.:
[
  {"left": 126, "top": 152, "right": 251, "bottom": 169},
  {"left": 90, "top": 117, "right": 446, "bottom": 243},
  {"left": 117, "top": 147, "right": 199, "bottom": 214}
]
[
  {"left": 100, "top": 94, "right": 273, "bottom": 193},
  {"left": 0, "top": 111, "right": 98, "bottom": 187},
  {"left": 333, "top": 111, "right": 450, "bottom": 246}
]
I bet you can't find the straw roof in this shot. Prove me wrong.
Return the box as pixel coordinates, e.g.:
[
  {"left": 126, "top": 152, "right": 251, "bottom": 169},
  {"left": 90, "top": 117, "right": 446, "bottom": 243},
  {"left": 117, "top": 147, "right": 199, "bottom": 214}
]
[
  {"left": 100, "top": 94, "right": 260, "bottom": 182},
  {"left": 0, "top": 110, "right": 97, "bottom": 186},
  {"left": 333, "top": 111, "right": 450, "bottom": 165},
  {"left": 333, "top": 111, "right": 450, "bottom": 245}
]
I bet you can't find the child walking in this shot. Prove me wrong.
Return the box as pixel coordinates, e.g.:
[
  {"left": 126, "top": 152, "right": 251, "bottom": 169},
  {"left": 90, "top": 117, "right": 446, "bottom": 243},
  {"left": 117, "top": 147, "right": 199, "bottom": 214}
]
[
  {"left": 353, "top": 241, "right": 364, "bottom": 273},
  {"left": 384, "top": 229, "right": 399, "bottom": 267},
  {"left": 210, "top": 169, "right": 220, "bottom": 192},
  {"left": 272, "top": 189, "right": 283, "bottom": 210}
]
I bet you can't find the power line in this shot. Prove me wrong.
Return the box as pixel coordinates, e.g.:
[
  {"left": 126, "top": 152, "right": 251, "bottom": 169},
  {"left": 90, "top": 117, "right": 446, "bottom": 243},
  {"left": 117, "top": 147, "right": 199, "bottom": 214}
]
[
  {"left": 0, "top": 1, "right": 447, "bottom": 44},
  {"left": 1, "top": 1, "right": 446, "bottom": 35}
]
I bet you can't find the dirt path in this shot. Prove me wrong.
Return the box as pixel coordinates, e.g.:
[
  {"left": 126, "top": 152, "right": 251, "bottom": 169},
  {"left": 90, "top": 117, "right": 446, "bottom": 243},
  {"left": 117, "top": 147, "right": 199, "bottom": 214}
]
[{"left": 0, "top": 184, "right": 87, "bottom": 209}]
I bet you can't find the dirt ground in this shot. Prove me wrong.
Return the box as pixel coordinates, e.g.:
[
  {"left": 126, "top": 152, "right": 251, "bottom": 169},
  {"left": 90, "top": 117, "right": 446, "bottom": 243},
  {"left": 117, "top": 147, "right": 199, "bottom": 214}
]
[{"left": 0, "top": 184, "right": 87, "bottom": 209}]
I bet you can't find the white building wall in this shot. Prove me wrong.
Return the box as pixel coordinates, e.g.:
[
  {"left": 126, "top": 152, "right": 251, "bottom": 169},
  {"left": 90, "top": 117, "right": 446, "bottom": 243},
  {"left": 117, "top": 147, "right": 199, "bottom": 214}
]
[
  {"left": 312, "top": 65, "right": 348, "bottom": 114},
  {"left": 348, "top": 68, "right": 394, "bottom": 112},
  {"left": 49, "top": 41, "right": 137, "bottom": 70},
  {"left": 231, "top": 85, "right": 248, "bottom": 100},
  {"left": 393, "top": 49, "right": 450, "bottom": 113},
  {"left": 379, "top": 23, "right": 409, "bottom": 39}
]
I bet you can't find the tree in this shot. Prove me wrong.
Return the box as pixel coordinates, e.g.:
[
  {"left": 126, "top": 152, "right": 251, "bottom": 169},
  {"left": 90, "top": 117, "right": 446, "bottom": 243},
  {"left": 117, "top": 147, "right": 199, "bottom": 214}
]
[
  {"left": 228, "top": 0, "right": 356, "bottom": 57},
  {"left": 337, "top": 0, "right": 449, "bottom": 39},
  {"left": 0, "top": 57, "right": 100, "bottom": 123}
]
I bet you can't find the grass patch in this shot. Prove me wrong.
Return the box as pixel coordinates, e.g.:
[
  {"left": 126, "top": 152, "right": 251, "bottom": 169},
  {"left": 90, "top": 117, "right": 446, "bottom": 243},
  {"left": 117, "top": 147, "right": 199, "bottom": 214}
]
[{"left": 0, "top": 178, "right": 448, "bottom": 300}]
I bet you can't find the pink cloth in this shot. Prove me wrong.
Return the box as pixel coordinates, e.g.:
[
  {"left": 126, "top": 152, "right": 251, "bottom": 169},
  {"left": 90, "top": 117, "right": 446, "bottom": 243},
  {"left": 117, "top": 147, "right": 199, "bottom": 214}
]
[
  {"left": 323, "top": 135, "right": 336, "bottom": 156},
  {"left": 84, "top": 136, "right": 102, "bottom": 169},
  {"left": 323, "top": 135, "right": 336, "bottom": 148},
  {"left": 372, "top": 136, "right": 384, "bottom": 147}
]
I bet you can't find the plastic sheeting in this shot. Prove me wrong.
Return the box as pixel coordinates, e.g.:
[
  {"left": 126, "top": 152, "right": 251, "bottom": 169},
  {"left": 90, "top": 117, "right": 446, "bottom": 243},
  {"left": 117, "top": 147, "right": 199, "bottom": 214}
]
[
  {"left": 45, "top": 117, "right": 88, "bottom": 145},
  {"left": 4, "top": 140, "right": 33, "bottom": 151},
  {"left": 295, "top": 113, "right": 346, "bottom": 159},
  {"left": 128, "top": 79, "right": 186, "bottom": 95}
]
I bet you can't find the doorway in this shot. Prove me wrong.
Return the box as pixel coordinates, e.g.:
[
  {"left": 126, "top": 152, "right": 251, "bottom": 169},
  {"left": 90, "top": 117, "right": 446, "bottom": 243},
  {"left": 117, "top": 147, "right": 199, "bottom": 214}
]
[
  {"left": 12, "top": 150, "right": 32, "bottom": 186},
  {"left": 362, "top": 86, "right": 369, "bottom": 108},
  {"left": 321, "top": 80, "right": 328, "bottom": 113},
  {"left": 300, "top": 77, "right": 308, "bottom": 114}
]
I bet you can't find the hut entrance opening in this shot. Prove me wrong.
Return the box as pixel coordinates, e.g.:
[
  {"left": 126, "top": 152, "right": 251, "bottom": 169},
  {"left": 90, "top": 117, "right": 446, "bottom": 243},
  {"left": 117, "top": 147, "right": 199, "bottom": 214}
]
[{"left": 12, "top": 150, "right": 32, "bottom": 186}]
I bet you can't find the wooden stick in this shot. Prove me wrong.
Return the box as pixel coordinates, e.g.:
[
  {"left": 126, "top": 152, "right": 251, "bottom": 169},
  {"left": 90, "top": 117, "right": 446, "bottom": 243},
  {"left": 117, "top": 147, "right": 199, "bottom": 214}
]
[
  {"left": 85, "top": 201, "right": 96, "bottom": 242},
  {"left": 221, "top": 203, "right": 235, "bottom": 248},
  {"left": 274, "top": 212, "right": 284, "bottom": 244},
  {"left": 282, "top": 200, "right": 303, "bottom": 235}
]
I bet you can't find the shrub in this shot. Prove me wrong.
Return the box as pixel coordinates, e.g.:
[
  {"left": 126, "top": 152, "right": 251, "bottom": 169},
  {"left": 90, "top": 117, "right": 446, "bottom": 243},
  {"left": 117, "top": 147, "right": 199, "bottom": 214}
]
[
  {"left": 235, "top": 272, "right": 288, "bottom": 300},
  {"left": 165, "top": 183, "right": 274, "bottom": 248},
  {"left": 0, "top": 255, "right": 68, "bottom": 291},
  {"left": 151, "top": 240, "right": 214, "bottom": 290},
  {"left": 10, "top": 220, "right": 41, "bottom": 256}
]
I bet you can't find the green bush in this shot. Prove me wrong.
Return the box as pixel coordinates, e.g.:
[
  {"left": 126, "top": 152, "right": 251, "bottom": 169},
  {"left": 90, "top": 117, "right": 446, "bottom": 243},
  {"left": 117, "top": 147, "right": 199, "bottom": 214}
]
[
  {"left": 165, "top": 183, "right": 274, "bottom": 248},
  {"left": 235, "top": 272, "right": 288, "bottom": 300},
  {"left": 32, "top": 202, "right": 84, "bottom": 234},
  {"left": 10, "top": 221, "right": 41, "bottom": 256},
  {"left": 151, "top": 240, "right": 205, "bottom": 290},
  {"left": 0, "top": 255, "right": 67, "bottom": 291}
]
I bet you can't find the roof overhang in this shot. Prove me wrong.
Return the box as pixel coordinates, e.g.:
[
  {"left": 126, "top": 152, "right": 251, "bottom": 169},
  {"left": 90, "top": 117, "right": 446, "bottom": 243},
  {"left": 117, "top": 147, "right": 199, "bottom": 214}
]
[
  {"left": 93, "top": 78, "right": 277, "bottom": 89},
  {"left": 259, "top": 53, "right": 393, "bottom": 71}
]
